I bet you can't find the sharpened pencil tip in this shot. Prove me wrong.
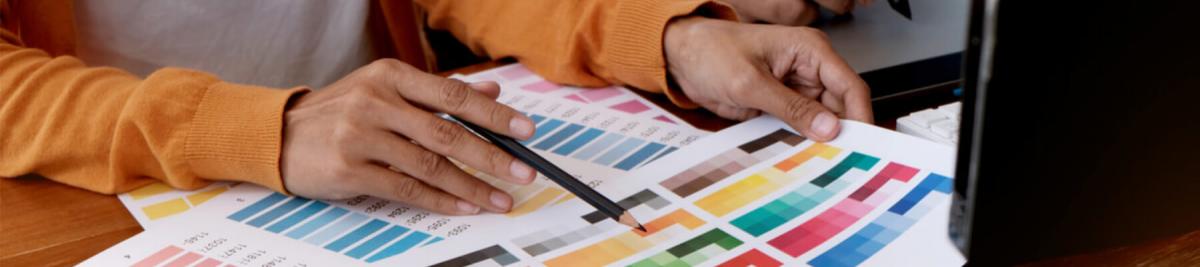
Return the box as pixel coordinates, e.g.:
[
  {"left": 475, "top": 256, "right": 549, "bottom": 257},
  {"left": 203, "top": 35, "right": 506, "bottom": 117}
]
[{"left": 618, "top": 212, "right": 645, "bottom": 232}]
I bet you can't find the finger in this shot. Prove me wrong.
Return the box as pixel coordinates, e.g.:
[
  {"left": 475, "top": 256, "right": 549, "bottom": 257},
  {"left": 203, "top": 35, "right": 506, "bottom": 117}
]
[
  {"left": 382, "top": 105, "right": 536, "bottom": 185},
  {"left": 814, "top": 0, "right": 855, "bottom": 14},
  {"left": 362, "top": 132, "right": 515, "bottom": 213},
  {"left": 813, "top": 46, "right": 874, "bottom": 123},
  {"left": 395, "top": 72, "right": 535, "bottom": 140},
  {"left": 741, "top": 75, "right": 842, "bottom": 141},
  {"left": 467, "top": 81, "right": 502, "bottom": 100},
  {"left": 354, "top": 165, "right": 483, "bottom": 215}
]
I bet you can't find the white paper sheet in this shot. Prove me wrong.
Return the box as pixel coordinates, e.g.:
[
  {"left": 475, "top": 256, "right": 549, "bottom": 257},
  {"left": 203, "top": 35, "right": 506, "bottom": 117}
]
[{"left": 381, "top": 117, "right": 965, "bottom": 267}]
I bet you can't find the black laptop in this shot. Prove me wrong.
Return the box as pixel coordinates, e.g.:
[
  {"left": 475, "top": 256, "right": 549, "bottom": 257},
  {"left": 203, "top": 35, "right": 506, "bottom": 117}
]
[{"left": 949, "top": 0, "right": 1200, "bottom": 265}]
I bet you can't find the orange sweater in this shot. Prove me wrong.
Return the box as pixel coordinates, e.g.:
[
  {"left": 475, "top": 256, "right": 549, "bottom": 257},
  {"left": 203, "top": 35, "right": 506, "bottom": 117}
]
[{"left": 0, "top": 0, "right": 735, "bottom": 194}]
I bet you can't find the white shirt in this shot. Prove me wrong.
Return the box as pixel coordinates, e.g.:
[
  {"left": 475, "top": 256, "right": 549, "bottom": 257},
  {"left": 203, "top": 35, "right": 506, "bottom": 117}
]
[{"left": 73, "top": 0, "right": 376, "bottom": 89}]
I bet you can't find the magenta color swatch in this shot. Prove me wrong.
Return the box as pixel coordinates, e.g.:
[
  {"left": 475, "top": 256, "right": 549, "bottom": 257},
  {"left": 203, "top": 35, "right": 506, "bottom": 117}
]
[
  {"left": 565, "top": 94, "right": 589, "bottom": 103},
  {"left": 654, "top": 115, "right": 677, "bottom": 124},
  {"left": 521, "top": 81, "right": 562, "bottom": 93},
  {"left": 609, "top": 99, "right": 651, "bottom": 114}
]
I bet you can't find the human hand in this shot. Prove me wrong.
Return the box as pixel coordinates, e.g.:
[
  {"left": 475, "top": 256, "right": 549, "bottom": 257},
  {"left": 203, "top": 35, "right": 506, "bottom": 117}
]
[
  {"left": 664, "top": 17, "right": 872, "bottom": 141},
  {"left": 280, "top": 59, "right": 537, "bottom": 215},
  {"left": 719, "top": 0, "right": 874, "bottom": 25}
]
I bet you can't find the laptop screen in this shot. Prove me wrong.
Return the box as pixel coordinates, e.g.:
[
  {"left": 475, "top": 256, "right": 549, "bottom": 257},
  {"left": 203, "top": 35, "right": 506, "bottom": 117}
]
[{"left": 951, "top": 0, "right": 1200, "bottom": 264}]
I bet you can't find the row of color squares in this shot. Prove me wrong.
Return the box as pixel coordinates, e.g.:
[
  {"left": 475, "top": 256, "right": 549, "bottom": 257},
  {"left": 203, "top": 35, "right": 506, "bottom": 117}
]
[
  {"left": 127, "top": 183, "right": 230, "bottom": 220},
  {"left": 226, "top": 193, "right": 443, "bottom": 263},
  {"left": 495, "top": 65, "right": 676, "bottom": 123},
  {"left": 521, "top": 114, "right": 678, "bottom": 171},
  {"left": 132, "top": 246, "right": 225, "bottom": 267}
]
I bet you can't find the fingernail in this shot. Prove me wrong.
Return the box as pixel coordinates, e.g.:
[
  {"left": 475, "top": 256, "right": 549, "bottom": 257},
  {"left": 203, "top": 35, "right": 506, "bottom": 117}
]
[
  {"left": 510, "top": 161, "right": 535, "bottom": 184},
  {"left": 490, "top": 191, "right": 512, "bottom": 210},
  {"left": 812, "top": 112, "right": 838, "bottom": 139},
  {"left": 510, "top": 117, "right": 534, "bottom": 139},
  {"left": 457, "top": 200, "right": 480, "bottom": 214}
]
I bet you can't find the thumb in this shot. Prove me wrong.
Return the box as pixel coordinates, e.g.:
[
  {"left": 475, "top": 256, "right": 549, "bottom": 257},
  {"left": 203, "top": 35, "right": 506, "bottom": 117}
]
[{"left": 742, "top": 78, "right": 841, "bottom": 141}]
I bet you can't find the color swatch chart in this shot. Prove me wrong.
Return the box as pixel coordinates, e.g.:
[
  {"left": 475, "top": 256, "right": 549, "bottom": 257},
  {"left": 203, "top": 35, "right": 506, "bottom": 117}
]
[
  {"left": 116, "top": 64, "right": 698, "bottom": 229},
  {"left": 386, "top": 118, "right": 964, "bottom": 267},
  {"left": 225, "top": 192, "right": 443, "bottom": 263},
  {"left": 453, "top": 63, "right": 689, "bottom": 126}
]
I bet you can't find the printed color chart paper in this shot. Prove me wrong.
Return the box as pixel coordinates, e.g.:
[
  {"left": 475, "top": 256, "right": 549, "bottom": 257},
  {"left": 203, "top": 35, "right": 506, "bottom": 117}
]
[
  {"left": 89, "top": 82, "right": 709, "bottom": 265},
  {"left": 116, "top": 64, "right": 700, "bottom": 229},
  {"left": 388, "top": 117, "right": 965, "bottom": 267}
]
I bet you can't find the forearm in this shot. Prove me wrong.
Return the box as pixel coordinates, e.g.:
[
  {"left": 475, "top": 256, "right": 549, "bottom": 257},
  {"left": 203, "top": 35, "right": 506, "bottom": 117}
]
[
  {"left": 414, "top": 0, "right": 737, "bottom": 107},
  {"left": 0, "top": 31, "right": 303, "bottom": 194}
]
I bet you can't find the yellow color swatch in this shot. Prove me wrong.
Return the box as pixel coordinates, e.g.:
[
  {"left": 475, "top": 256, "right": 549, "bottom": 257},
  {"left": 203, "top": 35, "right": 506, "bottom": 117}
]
[
  {"left": 774, "top": 143, "right": 840, "bottom": 171},
  {"left": 507, "top": 187, "right": 565, "bottom": 217},
  {"left": 696, "top": 144, "right": 841, "bottom": 217},
  {"left": 553, "top": 194, "right": 577, "bottom": 205},
  {"left": 544, "top": 209, "right": 704, "bottom": 267},
  {"left": 185, "top": 186, "right": 229, "bottom": 206},
  {"left": 142, "top": 198, "right": 190, "bottom": 220},
  {"left": 127, "top": 182, "right": 174, "bottom": 200}
]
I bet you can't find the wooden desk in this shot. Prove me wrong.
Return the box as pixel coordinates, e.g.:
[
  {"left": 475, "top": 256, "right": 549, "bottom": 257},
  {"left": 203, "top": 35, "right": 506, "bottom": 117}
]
[{"left": 2, "top": 61, "right": 1196, "bottom": 266}]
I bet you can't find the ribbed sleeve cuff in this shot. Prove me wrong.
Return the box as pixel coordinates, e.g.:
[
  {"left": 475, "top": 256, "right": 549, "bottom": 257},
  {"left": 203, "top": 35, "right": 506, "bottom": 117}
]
[
  {"left": 185, "top": 82, "right": 307, "bottom": 193},
  {"left": 606, "top": 0, "right": 737, "bottom": 108}
]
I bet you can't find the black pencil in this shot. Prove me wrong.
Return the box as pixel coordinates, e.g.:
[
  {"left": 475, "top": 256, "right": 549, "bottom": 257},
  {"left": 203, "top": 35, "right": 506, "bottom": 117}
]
[{"left": 445, "top": 114, "right": 645, "bottom": 231}]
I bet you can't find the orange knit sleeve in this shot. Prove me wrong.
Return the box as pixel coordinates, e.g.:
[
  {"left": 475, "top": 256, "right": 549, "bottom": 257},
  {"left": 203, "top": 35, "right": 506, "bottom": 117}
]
[
  {"left": 413, "top": 0, "right": 737, "bottom": 108},
  {"left": 0, "top": 29, "right": 305, "bottom": 194}
]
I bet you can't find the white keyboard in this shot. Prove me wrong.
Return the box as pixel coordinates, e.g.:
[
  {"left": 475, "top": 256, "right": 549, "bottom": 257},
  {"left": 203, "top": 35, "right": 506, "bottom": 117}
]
[{"left": 896, "top": 101, "right": 961, "bottom": 146}]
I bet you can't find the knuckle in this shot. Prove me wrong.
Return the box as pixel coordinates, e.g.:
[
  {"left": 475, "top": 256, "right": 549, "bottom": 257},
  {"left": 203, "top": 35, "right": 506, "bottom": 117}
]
[
  {"left": 437, "top": 82, "right": 472, "bottom": 112},
  {"left": 784, "top": 96, "right": 817, "bottom": 122},
  {"left": 485, "top": 147, "right": 511, "bottom": 173},
  {"left": 728, "top": 74, "right": 759, "bottom": 96},
  {"left": 391, "top": 178, "right": 423, "bottom": 200},
  {"left": 331, "top": 122, "right": 363, "bottom": 147},
  {"left": 428, "top": 119, "right": 464, "bottom": 151},
  {"left": 414, "top": 150, "right": 447, "bottom": 177}
]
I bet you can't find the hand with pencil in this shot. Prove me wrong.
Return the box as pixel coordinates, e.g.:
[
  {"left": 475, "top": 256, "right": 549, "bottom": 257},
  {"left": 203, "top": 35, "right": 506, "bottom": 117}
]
[{"left": 279, "top": 59, "right": 537, "bottom": 216}]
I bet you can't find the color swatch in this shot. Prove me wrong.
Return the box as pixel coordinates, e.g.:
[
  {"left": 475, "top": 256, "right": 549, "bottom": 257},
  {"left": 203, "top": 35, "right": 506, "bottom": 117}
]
[
  {"left": 430, "top": 245, "right": 520, "bottom": 267},
  {"left": 694, "top": 143, "right": 842, "bottom": 217},
  {"left": 629, "top": 228, "right": 743, "bottom": 267},
  {"left": 513, "top": 190, "right": 671, "bottom": 256},
  {"left": 522, "top": 115, "right": 680, "bottom": 171},
  {"left": 139, "top": 186, "right": 229, "bottom": 220},
  {"left": 226, "top": 193, "right": 440, "bottom": 263},
  {"left": 731, "top": 152, "right": 880, "bottom": 236},
  {"left": 542, "top": 209, "right": 707, "bottom": 267},
  {"left": 767, "top": 163, "right": 920, "bottom": 257},
  {"left": 718, "top": 249, "right": 782, "bottom": 267},
  {"left": 132, "top": 245, "right": 224, "bottom": 267},
  {"left": 660, "top": 129, "right": 806, "bottom": 198},
  {"left": 808, "top": 173, "right": 953, "bottom": 267}
]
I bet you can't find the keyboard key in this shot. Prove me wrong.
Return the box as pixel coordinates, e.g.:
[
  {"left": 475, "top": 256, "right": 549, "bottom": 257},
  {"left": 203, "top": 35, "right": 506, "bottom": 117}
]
[
  {"left": 931, "top": 119, "right": 959, "bottom": 139},
  {"left": 909, "top": 109, "right": 948, "bottom": 129}
]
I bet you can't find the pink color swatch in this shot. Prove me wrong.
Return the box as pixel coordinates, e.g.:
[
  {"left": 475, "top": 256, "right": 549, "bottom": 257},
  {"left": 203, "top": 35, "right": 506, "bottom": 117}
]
[
  {"left": 609, "top": 99, "right": 651, "bottom": 114},
  {"left": 768, "top": 162, "right": 919, "bottom": 257},
  {"left": 565, "top": 94, "right": 588, "bottom": 103},
  {"left": 133, "top": 246, "right": 183, "bottom": 267},
  {"left": 195, "top": 258, "right": 223, "bottom": 267},
  {"left": 653, "top": 115, "right": 677, "bottom": 124},
  {"left": 579, "top": 87, "right": 624, "bottom": 102},
  {"left": 498, "top": 66, "right": 534, "bottom": 80},
  {"left": 521, "top": 81, "right": 562, "bottom": 93},
  {"left": 163, "top": 252, "right": 203, "bottom": 267}
]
